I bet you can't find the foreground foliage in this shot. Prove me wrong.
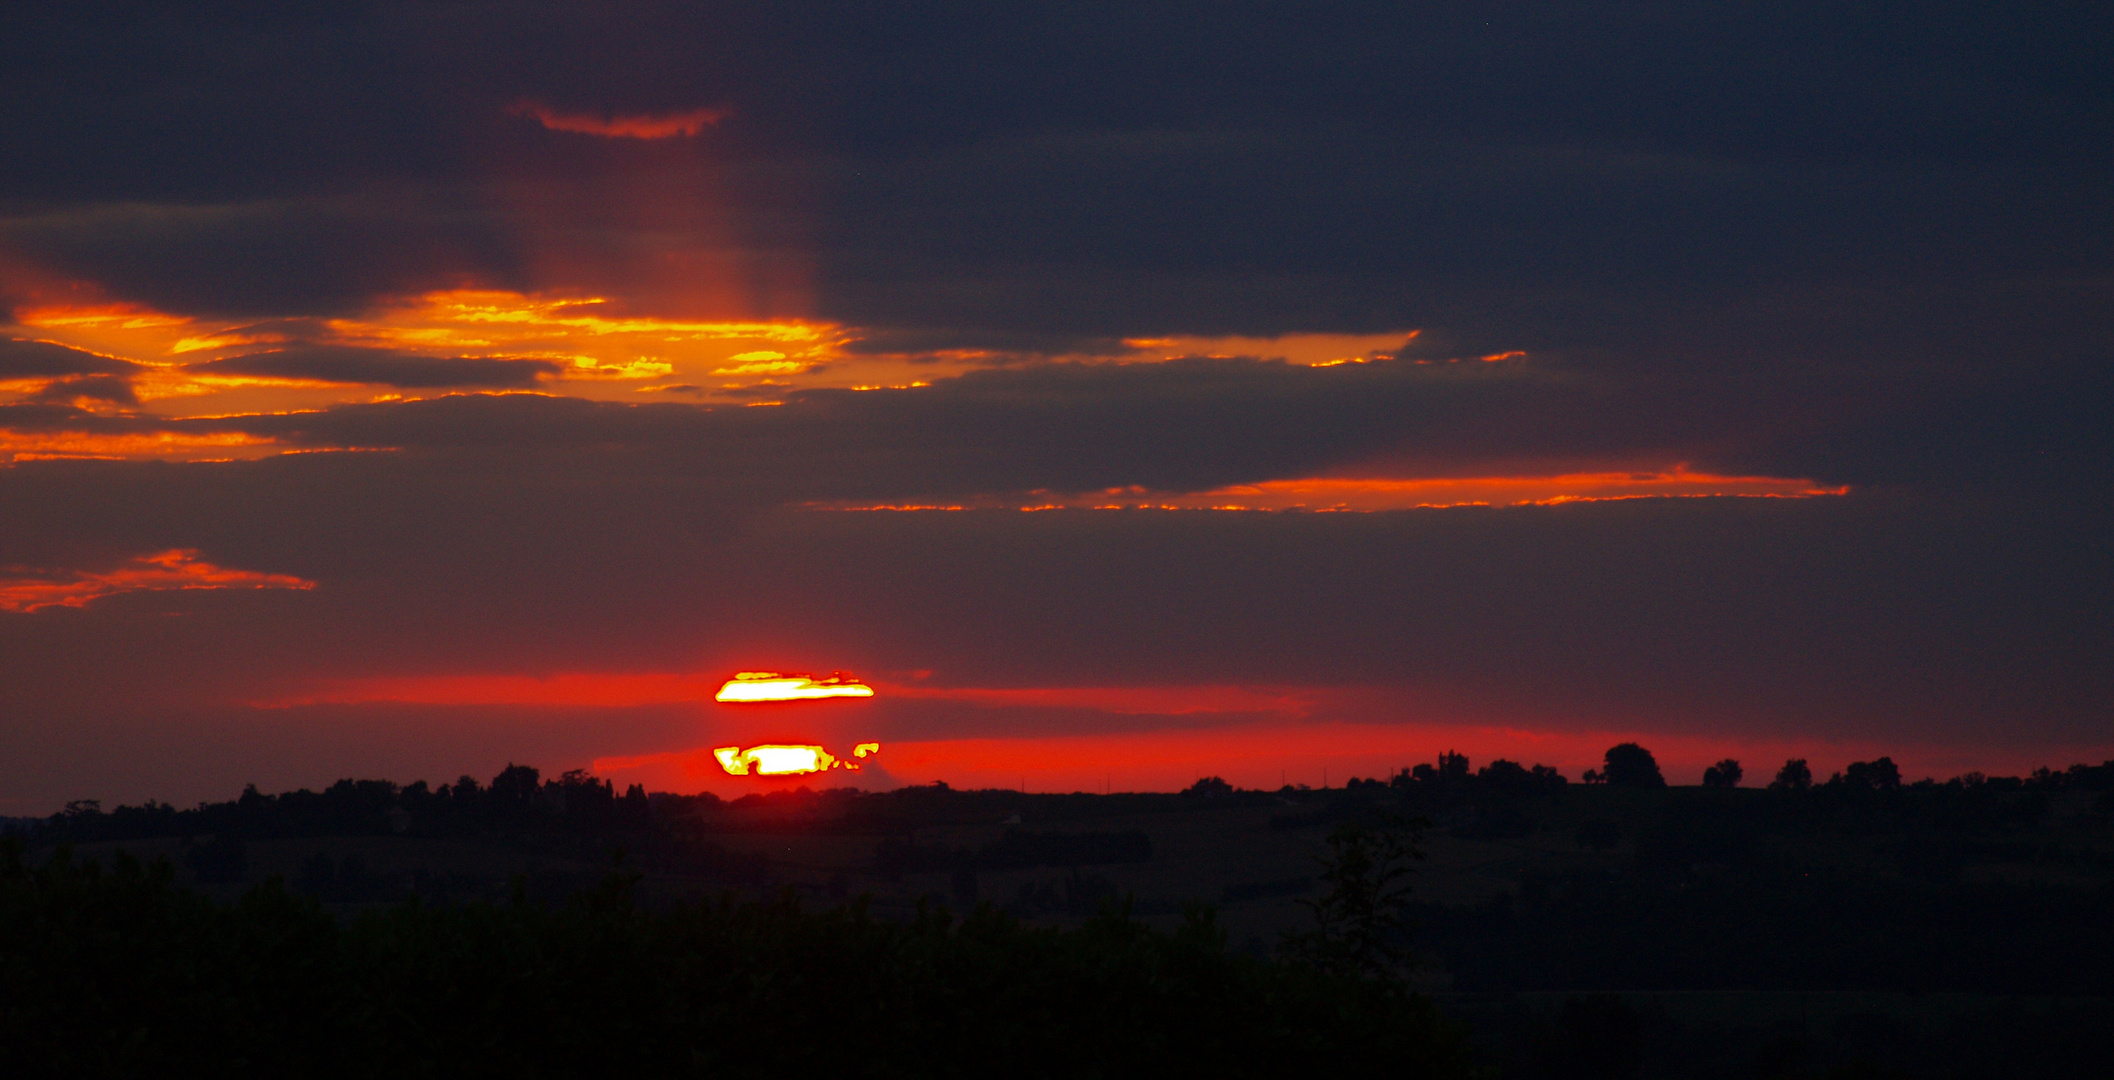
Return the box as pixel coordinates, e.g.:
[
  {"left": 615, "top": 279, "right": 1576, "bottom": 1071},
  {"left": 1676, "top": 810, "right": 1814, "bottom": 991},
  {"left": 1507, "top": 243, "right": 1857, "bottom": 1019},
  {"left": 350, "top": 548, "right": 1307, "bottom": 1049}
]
[{"left": 0, "top": 840, "right": 1477, "bottom": 1079}]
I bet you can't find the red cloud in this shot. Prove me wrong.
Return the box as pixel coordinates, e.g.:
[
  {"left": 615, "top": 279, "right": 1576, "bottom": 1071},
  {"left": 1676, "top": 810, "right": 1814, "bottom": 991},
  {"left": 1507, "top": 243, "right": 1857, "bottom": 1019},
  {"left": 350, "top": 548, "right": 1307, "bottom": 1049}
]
[
  {"left": 508, "top": 100, "right": 727, "bottom": 139},
  {"left": 0, "top": 550, "right": 315, "bottom": 612}
]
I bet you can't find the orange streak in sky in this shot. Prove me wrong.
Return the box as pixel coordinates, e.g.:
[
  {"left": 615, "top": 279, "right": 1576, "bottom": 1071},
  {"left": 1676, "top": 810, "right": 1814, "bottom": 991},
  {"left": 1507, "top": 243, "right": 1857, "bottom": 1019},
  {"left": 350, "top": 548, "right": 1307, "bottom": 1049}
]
[
  {"left": 351, "top": 291, "right": 827, "bottom": 341},
  {"left": 815, "top": 467, "right": 1849, "bottom": 513},
  {"left": 0, "top": 549, "right": 315, "bottom": 612},
  {"left": 0, "top": 429, "right": 282, "bottom": 463},
  {"left": 509, "top": 101, "right": 729, "bottom": 139},
  {"left": 14, "top": 303, "right": 191, "bottom": 330},
  {"left": 1186, "top": 469, "right": 1848, "bottom": 509}
]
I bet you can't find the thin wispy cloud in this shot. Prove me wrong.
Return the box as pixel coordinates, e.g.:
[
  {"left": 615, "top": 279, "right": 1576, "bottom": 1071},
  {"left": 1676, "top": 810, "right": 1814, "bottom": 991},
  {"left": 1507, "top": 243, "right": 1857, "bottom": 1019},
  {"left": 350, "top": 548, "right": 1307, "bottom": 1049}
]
[
  {"left": 0, "top": 550, "right": 314, "bottom": 612},
  {"left": 508, "top": 100, "right": 728, "bottom": 140}
]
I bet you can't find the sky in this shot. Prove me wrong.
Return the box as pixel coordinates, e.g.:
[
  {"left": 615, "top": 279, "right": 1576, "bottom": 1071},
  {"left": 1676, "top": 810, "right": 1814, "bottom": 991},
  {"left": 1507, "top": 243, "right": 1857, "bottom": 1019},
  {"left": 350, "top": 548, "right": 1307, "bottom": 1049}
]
[{"left": 3, "top": 1, "right": 2109, "bottom": 812}]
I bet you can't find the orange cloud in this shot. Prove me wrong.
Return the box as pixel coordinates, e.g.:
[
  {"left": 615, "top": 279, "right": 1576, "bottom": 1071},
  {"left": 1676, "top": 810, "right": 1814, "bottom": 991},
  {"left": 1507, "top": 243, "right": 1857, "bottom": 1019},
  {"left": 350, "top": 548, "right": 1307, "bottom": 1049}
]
[
  {"left": 509, "top": 100, "right": 728, "bottom": 140},
  {"left": 13, "top": 303, "right": 190, "bottom": 331},
  {"left": 1164, "top": 469, "right": 1848, "bottom": 510},
  {"left": 1120, "top": 331, "right": 1418, "bottom": 367},
  {"left": 0, "top": 550, "right": 315, "bottom": 612},
  {"left": 5, "top": 286, "right": 859, "bottom": 424},
  {"left": 0, "top": 428, "right": 281, "bottom": 463},
  {"left": 813, "top": 467, "right": 1850, "bottom": 513},
  {"left": 333, "top": 290, "right": 829, "bottom": 344}
]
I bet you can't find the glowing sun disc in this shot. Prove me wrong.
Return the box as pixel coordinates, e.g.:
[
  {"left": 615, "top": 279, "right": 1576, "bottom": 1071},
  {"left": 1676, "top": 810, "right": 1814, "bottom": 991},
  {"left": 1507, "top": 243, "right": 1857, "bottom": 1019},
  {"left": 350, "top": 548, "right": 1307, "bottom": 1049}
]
[
  {"left": 715, "top": 671, "right": 875, "bottom": 703},
  {"left": 713, "top": 742, "right": 880, "bottom": 776}
]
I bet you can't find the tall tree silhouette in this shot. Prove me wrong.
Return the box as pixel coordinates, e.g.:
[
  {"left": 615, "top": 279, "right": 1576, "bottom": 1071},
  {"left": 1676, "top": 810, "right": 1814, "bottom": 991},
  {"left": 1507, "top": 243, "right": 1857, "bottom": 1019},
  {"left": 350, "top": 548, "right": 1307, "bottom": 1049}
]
[{"left": 1284, "top": 813, "right": 1425, "bottom": 979}]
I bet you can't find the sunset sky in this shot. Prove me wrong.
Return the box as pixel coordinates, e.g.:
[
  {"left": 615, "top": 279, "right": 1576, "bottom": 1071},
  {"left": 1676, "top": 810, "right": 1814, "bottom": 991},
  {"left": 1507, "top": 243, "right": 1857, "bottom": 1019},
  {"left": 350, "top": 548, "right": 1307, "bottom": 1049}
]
[{"left": 4, "top": 2, "right": 2109, "bottom": 811}]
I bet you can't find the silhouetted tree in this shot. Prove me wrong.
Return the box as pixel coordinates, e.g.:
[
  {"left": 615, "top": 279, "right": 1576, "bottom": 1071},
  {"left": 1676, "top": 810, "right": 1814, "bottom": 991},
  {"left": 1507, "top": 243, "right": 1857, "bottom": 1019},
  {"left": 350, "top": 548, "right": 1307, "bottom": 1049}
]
[
  {"left": 1701, "top": 759, "right": 1743, "bottom": 789},
  {"left": 1284, "top": 813, "right": 1424, "bottom": 979},
  {"left": 1842, "top": 757, "right": 1902, "bottom": 791},
  {"left": 1599, "top": 744, "right": 1665, "bottom": 789},
  {"left": 1437, "top": 751, "right": 1470, "bottom": 782},
  {"left": 488, "top": 763, "right": 540, "bottom": 804},
  {"left": 1478, "top": 759, "right": 1532, "bottom": 786},
  {"left": 1182, "top": 776, "right": 1233, "bottom": 797},
  {"left": 1770, "top": 758, "right": 1813, "bottom": 791}
]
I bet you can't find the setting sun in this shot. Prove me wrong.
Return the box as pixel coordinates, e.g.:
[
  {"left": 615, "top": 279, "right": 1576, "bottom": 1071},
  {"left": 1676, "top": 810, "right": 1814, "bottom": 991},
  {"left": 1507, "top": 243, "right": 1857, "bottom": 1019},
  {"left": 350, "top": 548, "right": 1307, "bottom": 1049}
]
[
  {"left": 712, "top": 742, "right": 879, "bottom": 776},
  {"left": 714, "top": 671, "right": 876, "bottom": 703}
]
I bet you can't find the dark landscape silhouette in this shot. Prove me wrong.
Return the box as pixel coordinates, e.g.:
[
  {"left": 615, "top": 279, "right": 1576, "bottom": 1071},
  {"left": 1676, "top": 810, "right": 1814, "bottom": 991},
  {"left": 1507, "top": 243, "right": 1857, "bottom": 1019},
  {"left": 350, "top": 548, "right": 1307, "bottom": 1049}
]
[{"left": 10, "top": 744, "right": 2113, "bottom": 1077}]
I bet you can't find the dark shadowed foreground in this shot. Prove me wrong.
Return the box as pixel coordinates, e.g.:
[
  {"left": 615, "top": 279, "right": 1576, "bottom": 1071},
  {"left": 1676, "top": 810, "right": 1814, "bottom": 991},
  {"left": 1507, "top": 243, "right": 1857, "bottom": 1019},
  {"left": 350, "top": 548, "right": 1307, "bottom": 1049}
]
[
  {"left": 11, "top": 751, "right": 2114, "bottom": 1078},
  {"left": 0, "top": 839, "right": 1473, "bottom": 1078}
]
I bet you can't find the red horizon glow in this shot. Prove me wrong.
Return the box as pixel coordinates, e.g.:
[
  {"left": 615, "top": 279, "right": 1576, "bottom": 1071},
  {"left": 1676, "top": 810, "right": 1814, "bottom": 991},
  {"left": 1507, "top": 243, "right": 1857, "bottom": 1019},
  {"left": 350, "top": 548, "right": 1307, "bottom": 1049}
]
[
  {"left": 591, "top": 719, "right": 2112, "bottom": 799},
  {"left": 219, "top": 670, "right": 2113, "bottom": 798}
]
